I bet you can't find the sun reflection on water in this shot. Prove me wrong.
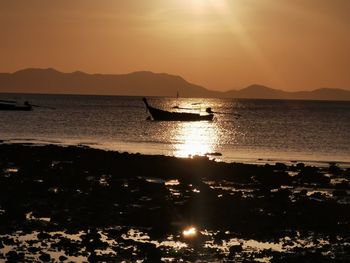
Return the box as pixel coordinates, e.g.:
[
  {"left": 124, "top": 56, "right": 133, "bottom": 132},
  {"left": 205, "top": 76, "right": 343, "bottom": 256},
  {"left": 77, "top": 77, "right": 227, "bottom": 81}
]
[
  {"left": 183, "top": 227, "right": 197, "bottom": 238},
  {"left": 173, "top": 121, "right": 220, "bottom": 158}
]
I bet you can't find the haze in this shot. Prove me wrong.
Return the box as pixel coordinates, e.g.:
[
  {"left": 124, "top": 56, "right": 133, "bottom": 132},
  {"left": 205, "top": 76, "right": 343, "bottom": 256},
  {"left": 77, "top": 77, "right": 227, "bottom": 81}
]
[{"left": 1, "top": 0, "right": 350, "bottom": 91}]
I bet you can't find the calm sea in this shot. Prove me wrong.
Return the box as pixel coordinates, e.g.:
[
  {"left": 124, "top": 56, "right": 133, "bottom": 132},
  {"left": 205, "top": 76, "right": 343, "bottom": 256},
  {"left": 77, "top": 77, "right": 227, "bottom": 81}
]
[{"left": 1, "top": 93, "right": 350, "bottom": 166}]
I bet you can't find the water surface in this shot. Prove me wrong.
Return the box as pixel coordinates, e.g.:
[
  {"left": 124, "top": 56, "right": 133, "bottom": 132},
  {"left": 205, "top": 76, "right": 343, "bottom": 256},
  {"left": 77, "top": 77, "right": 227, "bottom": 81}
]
[{"left": 1, "top": 93, "right": 349, "bottom": 165}]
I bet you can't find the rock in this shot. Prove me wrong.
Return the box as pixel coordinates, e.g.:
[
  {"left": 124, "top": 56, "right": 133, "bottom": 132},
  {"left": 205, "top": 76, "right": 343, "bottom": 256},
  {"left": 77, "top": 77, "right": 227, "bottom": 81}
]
[
  {"left": 88, "top": 252, "right": 97, "bottom": 262},
  {"left": 39, "top": 252, "right": 51, "bottom": 262},
  {"left": 295, "top": 167, "right": 330, "bottom": 186},
  {"left": 333, "top": 189, "right": 347, "bottom": 197},
  {"left": 37, "top": 231, "right": 51, "bottom": 240},
  {"left": 329, "top": 163, "right": 342, "bottom": 175},
  {"left": 6, "top": 251, "right": 21, "bottom": 261},
  {"left": 139, "top": 243, "right": 161, "bottom": 262},
  {"left": 28, "top": 246, "right": 41, "bottom": 253},
  {"left": 296, "top": 163, "right": 305, "bottom": 169},
  {"left": 59, "top": 255, "right": 68, "bottom": 261},
  {"left": 275, "top": 162, "right": 287, "bottom": 171},
  {"left": 229, "top": 244, "right": 243, "bottom": 256}
]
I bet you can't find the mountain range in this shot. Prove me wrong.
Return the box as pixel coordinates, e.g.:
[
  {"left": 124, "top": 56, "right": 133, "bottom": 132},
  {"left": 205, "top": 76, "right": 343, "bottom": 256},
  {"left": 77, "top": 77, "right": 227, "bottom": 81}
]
[{"left": 0, "top": 68, "right": 350, "bottom": 101}]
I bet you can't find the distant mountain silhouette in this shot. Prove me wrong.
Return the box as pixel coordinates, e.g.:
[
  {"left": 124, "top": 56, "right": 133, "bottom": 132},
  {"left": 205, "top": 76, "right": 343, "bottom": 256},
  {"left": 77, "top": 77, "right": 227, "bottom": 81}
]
[
  {"left": 1, "top": 68, "right": 350, "bottom": 101},
  {"left": 224, "top": 84, "right": 287, "bottom": 99},
  {"left": 224, "top": 84, "right": 350, "bottom": 101},
  {"left": 0, "top": 68, "right": 217, "bottom": 97}
]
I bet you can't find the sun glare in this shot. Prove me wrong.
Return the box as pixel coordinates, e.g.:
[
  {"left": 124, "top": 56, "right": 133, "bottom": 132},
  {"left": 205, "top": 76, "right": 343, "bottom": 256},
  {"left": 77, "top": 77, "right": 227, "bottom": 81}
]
[
  {"left": 183, "top": 227, "right": 197, "bottom": 238},
  {"left": 176, "top": 0, "right": 230, "bottom": 15},
  {"left": 195, "top": 0, "right": 228, "bottom": 11},
  {"left": 173, "top": 121, "right": 219, "bottom": 158}
]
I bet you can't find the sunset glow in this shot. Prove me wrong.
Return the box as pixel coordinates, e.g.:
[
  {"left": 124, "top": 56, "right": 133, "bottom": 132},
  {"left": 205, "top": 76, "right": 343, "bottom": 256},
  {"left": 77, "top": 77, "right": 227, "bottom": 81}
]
[
  {"left": 0, "top": 1, "right": 349, "bottom": 261},
  {"left": 181, "top": 0, "right": 230, "bottom": 15},
  {"left": 1, "top": 1, "right": 350, "bottom": 91}
]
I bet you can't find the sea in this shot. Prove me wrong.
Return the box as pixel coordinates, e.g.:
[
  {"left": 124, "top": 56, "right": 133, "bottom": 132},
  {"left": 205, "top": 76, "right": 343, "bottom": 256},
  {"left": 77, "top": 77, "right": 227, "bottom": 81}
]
[{"left": 1, "top": 93, "right": 350, "bottom": 167}]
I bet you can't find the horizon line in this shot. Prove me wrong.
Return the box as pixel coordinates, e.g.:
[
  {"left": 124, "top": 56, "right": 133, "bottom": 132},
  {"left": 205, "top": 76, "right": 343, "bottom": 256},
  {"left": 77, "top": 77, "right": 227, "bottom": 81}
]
[{"left": 1, "top": 67, "right": 350, "bottom": 93}]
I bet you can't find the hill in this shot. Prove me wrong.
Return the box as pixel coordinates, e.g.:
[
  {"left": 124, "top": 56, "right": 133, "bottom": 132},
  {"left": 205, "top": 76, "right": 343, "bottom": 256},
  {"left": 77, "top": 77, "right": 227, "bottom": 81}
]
[
  {"left": 225, "top": 84, "right": 350, "bottom": 101},
  {"left": 0, "top": 68, "right": 350, "bottom": 101},
  {"left": 0, "top": 68, "right": 218, "bottom": 97}
]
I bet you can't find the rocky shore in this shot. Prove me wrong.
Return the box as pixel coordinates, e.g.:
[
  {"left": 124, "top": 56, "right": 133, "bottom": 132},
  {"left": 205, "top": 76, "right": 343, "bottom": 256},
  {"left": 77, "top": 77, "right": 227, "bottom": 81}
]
[{"left": 0, "top": 143, "right": 349, "bottom": 262}]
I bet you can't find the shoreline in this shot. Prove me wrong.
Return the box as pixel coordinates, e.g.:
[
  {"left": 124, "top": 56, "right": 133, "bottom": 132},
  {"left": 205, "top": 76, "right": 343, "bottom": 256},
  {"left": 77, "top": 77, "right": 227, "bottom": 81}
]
[
  {"left": 2, "top": 139, "right": 350, "bottom": 168},
  {"left": 0, "top": 143, "right": 349, "bottom": 261}
]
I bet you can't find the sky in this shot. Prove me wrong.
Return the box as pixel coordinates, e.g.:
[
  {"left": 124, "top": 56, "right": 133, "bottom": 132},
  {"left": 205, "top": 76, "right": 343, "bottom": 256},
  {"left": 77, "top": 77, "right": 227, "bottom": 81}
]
[{"left": 1, "top": 0, "right": 350, "bottom": 91}]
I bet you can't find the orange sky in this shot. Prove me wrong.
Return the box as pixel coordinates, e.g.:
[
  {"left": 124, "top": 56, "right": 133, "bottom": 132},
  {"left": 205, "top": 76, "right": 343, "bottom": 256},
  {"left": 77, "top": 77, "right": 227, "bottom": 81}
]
[{"left": 1, "top": 0, "right": 350, "bottom": 91}]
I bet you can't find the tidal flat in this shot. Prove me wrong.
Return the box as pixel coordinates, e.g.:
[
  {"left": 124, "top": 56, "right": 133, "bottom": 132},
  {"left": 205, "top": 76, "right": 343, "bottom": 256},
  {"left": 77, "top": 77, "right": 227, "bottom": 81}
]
[{"left": 0, "top": 144, "right": 349, "bottom": 262}]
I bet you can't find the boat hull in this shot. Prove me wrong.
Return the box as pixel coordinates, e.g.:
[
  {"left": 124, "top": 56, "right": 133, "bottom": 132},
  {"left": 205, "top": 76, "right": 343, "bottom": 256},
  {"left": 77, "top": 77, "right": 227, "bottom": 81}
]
[
  {"left": 143, "top": 98, "right": 214, "bottom": 121},
  {"left": 0, "top": 104, "right": 32, "bottom": 111}
]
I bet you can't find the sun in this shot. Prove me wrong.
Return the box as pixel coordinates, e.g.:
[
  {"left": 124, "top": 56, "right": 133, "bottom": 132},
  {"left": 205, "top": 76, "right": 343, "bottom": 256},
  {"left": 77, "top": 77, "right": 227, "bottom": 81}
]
[
  {"left": 177, "top": 0, "right": 230, "bottom": 15},
  {"left": 190, "top": 0, "right": 212, "bottom": 12}
]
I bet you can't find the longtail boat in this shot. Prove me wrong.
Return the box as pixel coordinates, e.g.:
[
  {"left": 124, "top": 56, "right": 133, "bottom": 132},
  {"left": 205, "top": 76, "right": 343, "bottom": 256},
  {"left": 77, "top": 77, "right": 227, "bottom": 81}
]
[
  {"left": 142, "top": 97, "right": 214, "bottom": 121},
  {"left": 0, "top": 100, "right": 32, "bottom": 111}
]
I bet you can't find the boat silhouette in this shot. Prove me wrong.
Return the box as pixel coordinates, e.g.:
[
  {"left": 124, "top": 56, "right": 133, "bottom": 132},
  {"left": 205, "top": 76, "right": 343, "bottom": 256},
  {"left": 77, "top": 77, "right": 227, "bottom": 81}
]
[
  {"left": 0, "top": 100, "right": 32, "bottom": 111},
  {"left": 142, "top": 97, "right": 214, "bottom": 121}
]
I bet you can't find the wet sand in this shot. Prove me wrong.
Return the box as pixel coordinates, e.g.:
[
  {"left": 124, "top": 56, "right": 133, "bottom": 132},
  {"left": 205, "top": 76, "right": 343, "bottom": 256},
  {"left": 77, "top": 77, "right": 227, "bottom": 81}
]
[{"left": 0, "top": 143, "right": 349, "bottom": 262}]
